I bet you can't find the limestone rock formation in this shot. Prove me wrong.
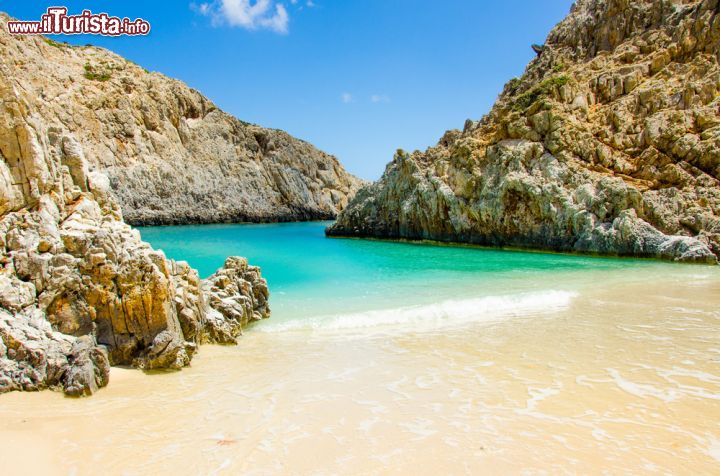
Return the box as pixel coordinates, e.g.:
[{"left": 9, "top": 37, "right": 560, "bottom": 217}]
[
  {"left": 202, "top": 257, "right": 270, "bottom": 344},
  {"left": 0, "top": 147, "right": 270, "bottom": 394},
  {"left": 329, "top": 0, "right": 720, "bottom": 263},
  {"left": 0, "top": 180, "right": 270, "bottom": 394},
  {"left": 0, "top": 27, "right": 274, "bottom": 394},
  {"left": 0, "top": 13, "right": 362, "bottom": 225}
]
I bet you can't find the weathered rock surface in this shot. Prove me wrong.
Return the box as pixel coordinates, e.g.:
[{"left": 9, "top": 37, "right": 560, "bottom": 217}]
[
  {"left": 0, "top": 13, "right": 362, "bottom": 225},
  {"left": 0, "top": 168, "right": 270, "bottom": 394},
  {"left": 202, "top": 257, "right": 270, "bottom": 344},
  {"left": 0, "top": 183, "right": 270, "bottom": 394},
  {"left": 0, "top": 21, "right": 274, "bottom": 395},
  {"left": 329, "top": 0, "right": 720, "bottom": 263}
]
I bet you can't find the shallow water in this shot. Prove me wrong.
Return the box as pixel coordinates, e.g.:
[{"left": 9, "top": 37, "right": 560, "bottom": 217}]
[
  {"left": 1, "top": 222, "right": 719, "bottom": 474},
  {"left": 136, "top": 221, "right": 711, "bottom": 327}
]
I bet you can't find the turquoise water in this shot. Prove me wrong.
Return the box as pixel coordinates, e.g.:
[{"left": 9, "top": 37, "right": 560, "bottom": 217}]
[{"left": 137, "top": 221, "right": 705, "bottom": 329}]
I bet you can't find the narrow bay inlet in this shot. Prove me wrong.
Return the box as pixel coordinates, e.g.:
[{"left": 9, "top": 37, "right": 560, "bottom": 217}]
[{"left": 1, "top": 0, "right": 720, "bottom": 474}]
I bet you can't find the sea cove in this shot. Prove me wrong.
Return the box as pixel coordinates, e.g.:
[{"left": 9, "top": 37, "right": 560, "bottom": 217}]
[
  {"left": 2, "top": 0, "right": 720, "bottom": 473},
  {"left": 1, "top": 222, "right": 718, "bottom": 473},
  {"left": 138, "top": 221, "right": 705, "bottom": 328}
]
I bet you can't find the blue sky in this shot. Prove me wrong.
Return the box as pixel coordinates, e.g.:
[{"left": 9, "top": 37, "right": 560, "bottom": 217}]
[{"left": 5, "top": 1, "right": 574, "bottom": 180}]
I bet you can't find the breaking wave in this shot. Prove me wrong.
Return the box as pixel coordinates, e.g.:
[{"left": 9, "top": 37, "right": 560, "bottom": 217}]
[{"left": 256, "top": 290, "right": 577, "bottom": 333}]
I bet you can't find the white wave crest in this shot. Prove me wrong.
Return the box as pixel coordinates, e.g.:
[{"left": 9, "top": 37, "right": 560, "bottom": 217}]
[{"left": 256, "top": 290, "right": 577, "bottom": 333}]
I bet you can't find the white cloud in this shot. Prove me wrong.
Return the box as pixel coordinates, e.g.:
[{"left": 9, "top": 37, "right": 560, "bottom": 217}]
[
  {"left": 194, "top": 0, "right": 289, "bottom": 34},
  {"left": 306, "top": 0, "right": 316, "bottom": 7},
  {"left": 370, "top": 94, "right": 390, "bottom": 103},
  {"left": 341, "top": 92, "right": 354, "bottom": 103}
]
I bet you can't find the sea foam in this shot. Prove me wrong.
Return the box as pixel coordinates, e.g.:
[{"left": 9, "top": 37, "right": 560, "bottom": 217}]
[{"left": 256, "top": 290, "right": 577, "bottom": 333}]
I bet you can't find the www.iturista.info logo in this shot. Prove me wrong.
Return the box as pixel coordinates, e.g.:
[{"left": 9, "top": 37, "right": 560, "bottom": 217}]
[{"left": 6, "top": 7, "right": 151, "bottom": 36}]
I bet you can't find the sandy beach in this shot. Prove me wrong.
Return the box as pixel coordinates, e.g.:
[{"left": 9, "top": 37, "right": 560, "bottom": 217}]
[{"left": 2, "top": 274, "right": 718, "bottom": 474}]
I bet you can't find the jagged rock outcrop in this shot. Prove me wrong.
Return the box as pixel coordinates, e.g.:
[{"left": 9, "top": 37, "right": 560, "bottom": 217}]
[
  {"left": 329, "top": 0, "right": 720, "bottom": 263},
  {"left": 202, "top": 257, "right": 270, "bottom": 344},
  {"left": 0, "top": 29, "right": 273, "bottom": 394},
  {"left": 0, "top": 13, "right": 362, "bottom": 225}
]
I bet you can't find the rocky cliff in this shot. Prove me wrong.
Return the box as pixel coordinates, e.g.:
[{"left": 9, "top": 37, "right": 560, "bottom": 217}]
[
  {"left": 329, "top": 0, "right": 720, "bottom": 263},
  {"left": 0, "top": 17, "right": 283, "bottom": 395},
  {"left": 0, "top": 124, "right": 270, "bottom": 395},
  {"left": 0, "top": 13, "right": 362, "bottom": 225}
]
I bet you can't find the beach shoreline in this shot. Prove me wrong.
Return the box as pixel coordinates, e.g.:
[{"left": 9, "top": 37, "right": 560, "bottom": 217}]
[{"left": 2, "top": 268, "right": 718, "bottom": 474}]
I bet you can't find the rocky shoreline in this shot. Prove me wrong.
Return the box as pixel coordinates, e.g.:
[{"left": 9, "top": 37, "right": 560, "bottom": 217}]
[
  {"left": 0, "top": 126, "right": 270, "bottom": 394},
  {"left": 329, "top": 0, "right": 720, "bottom": 264},
  {"left": 0, "top": 13, "right": 339, "bottom": 395},
  {"left": 128, "top": 207, "right": 338, "bottom": 227}
]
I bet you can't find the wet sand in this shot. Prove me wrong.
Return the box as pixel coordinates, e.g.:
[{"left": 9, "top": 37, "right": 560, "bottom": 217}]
[{"left": 1, "top": 276, "right": 719, "bottom": 474}]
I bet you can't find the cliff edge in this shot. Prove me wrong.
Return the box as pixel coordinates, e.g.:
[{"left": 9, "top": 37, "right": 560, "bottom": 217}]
[
  {"left": 1, "top": 13, "right": 363, "bottom": 225},
  {"left": 328, "top": 0, "right": 720, "bottom": 263}
]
